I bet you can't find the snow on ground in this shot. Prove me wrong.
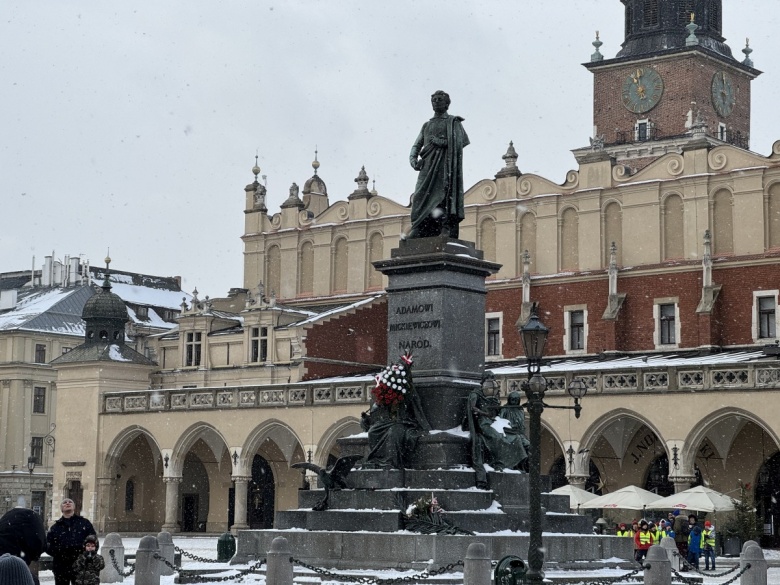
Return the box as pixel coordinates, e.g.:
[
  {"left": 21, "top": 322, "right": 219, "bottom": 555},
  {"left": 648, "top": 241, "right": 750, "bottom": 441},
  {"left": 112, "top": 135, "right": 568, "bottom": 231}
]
[{"left": 37, "top": 535, "right": 780, "bottom": 584}]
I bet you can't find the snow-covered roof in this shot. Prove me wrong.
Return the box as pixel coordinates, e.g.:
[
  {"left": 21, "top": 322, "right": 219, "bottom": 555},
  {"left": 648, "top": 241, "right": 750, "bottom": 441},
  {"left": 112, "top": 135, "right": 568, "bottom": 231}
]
[
  {"left": 489, "top": 350, "right": 770, "bottom": 376},
  {"left": 52, "top": 342, "right": 156, "bottom": 366},
  {"left": 110, "top": 281, "right": 189, "bottom": 311},
  {"left": 0, "top": 286, "right": 92, "bottom": 336},
  {"left": 289, "top": 294, "right": 385, "bottom": 328},
  {"left": 0, "top": 276, "right": 190, "bottom": 335}
]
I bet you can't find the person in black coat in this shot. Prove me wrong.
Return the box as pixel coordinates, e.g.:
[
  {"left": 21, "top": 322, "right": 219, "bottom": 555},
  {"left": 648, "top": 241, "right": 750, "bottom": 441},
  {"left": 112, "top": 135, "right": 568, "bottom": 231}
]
[
  {"left": 46, "top": 499, "right": 96, "bottom": 585},
  {"left": 0, "top": 504, "right": 47, "bottom": 585}
]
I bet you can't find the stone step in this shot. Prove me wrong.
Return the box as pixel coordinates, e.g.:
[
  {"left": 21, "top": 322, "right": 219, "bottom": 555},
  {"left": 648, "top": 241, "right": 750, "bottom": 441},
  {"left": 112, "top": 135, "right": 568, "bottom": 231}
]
[
  {"left": 276, "top": 509, "right": 403, "bottom": 532},
  {"left": 298, "top": 488, "right": 497, "bottom": 512},
  {"left": 277, "top": 507, "right": 514, "bottom": 533},
  {"left": 346, "top": 468, "right": 483, "bottom": 490},
  {"left": 234, "top": 530, "right": 635, "bottom": 569}
]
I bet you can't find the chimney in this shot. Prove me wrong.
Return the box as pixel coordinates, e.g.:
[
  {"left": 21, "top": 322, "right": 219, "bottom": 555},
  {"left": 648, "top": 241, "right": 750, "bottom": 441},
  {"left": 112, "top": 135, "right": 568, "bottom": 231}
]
[{"left": 43, "top": 256, "right": 52, "bottom": 287}]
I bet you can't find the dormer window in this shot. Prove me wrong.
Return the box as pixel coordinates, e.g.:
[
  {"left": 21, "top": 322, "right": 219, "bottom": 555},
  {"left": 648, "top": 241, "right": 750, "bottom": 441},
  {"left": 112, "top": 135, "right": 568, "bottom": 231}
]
[
  {"left": 251, "top": 327, "right": 269, "bottom": 363},
  {"left": 185, "top": 332, "right": 202, "bottom": 367}
]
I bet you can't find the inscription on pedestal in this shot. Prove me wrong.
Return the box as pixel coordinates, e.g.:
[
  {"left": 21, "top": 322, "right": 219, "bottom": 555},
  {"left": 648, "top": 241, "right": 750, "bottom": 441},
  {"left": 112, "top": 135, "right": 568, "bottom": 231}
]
[
  {"left": 389, "top": 303, "right": 439, "bottom": 351},
  {"left": 387, "top": 292, "right": 444, "bottom": 367}
]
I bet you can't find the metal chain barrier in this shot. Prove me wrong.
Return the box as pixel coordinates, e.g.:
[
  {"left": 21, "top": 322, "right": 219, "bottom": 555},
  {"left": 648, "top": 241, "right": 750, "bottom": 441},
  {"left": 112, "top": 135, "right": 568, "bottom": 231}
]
[
  {"left": 674, "top": 551, "right": 740, "bottom": 578},
  {"left": 108, "top": 549, "right": 136, "bottom": 577},
  {"left": 672, "top": 563, "right": 749, "bottom": 585},
  {"left": 174, "top": 544, "right": 224, "bottom": 563},
  {"left": 564, "top": 565, "right": 645, "bottom": 585},
  {"left": 290, "top": 557, "right": 463, "bottom": 584},
  {"left": 154, "top": 552, "right": 266, "bottom": 583}
]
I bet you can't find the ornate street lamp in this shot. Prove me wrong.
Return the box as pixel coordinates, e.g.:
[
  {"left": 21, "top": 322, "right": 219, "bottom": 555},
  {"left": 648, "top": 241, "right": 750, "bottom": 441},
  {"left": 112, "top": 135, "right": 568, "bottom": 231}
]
[
  {"left": 518, "top": 308, "right": 587, "bottom": 585},
  {"left": 27, "top": 456, "right": 36, "bottom": 509}
]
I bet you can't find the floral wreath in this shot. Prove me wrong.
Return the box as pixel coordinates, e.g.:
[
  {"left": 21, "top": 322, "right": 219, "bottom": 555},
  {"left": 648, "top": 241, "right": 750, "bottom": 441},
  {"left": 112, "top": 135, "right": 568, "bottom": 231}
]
[{"left": 372, "top": 352, "right": 413, "bottom": 407}]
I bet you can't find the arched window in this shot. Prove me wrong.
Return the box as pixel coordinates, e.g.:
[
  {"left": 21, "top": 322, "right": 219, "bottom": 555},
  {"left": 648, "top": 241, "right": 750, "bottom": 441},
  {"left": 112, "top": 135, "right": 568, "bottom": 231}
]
[
  {"left": 332, "top": 237, "right": 348, "bottom": 293},
  {"left": 299, "top": 242, "right": 314, "bottom": 295},
  {"left": 663, "top": 195, "right": 685, "bottom": 260},
  {"left": 560, "top": 208, "right": 579, "bottom": 271},
  {"left": 520, "top": 213, "right": 537, "bottom": 273},
  {"left": 604, "top": 202, "right": 623, "bottom": 267},
  {"left": 479, "top": 218, "right": 496, "bottom": 263},
  {"left": 367, "top": 233, "right": 384, "bottom": 289},
  {"left": 125, "top": 479, "right": 135, "bottom": 512},
  {"left": 768, "top": 184, "right": 780, "bottom": 250},
  {"left": 712, "top": 189, "right": 734, "bottom": 255},
  {"left": 266, "top": 245, "right": 281, "bottom": 298},
  {"left": 625, "top": 4, "right": 634, "bottom": 36}
]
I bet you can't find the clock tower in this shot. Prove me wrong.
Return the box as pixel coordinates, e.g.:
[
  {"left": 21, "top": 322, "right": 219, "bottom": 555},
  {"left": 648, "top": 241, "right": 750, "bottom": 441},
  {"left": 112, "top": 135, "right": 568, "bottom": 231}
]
[{"left": 576, "top": 0, "right": 760, "bottom": 170}]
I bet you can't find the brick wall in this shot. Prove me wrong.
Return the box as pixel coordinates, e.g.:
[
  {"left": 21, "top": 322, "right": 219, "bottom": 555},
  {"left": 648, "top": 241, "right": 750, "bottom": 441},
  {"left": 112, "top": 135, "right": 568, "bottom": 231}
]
[
  {"left": 488, "top": 261, "right": 779, "bottom": 357},
  {"left": 302, "top": 300, "right": 388, "bottom": 380},
  {"left": 592, "top": 54, "right": 752, "bottom": 146}
]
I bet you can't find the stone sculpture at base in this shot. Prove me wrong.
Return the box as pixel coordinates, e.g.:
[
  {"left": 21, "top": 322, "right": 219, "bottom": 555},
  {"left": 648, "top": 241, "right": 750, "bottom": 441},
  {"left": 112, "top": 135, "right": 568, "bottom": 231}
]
[
  {"left": 466, "top": 372, "right": 529, "bottom": 488},
  {"left": 360, "top": 353, "right": 430, "bottom": 470}
]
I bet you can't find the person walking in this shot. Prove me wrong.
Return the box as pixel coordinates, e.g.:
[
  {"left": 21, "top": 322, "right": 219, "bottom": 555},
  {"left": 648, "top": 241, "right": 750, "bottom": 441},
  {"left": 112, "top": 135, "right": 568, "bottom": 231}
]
[
  {"left": 46, "top": 499, "right": 96, "bottom": 585},
  {"left": 634, "top": 520, "right": 654, "bottom": 563},
  {"left": 702, "top": 521, "right": 717, "bottom": 570},
  {"left": 687, "top": 519, "right": 704, "bottom": 570},
  {"left": 0, "top": 501, "right": 46, "bottom": 585}
]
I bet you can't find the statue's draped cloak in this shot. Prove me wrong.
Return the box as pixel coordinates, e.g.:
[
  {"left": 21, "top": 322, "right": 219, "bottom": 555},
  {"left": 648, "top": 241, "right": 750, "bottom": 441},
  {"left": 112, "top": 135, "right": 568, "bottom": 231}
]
[{"left": 410, "top": 114, "right": 470, "bottom": 233}]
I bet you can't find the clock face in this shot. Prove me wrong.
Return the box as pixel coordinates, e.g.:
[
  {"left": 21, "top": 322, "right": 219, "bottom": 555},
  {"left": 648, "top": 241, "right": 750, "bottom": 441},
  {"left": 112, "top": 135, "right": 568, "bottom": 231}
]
[
  {"left": 712, "top": 71, "right": 736, "bottom": 117},
  {"left": 621, "top": 67, "right": 664, "bottom": 114}
]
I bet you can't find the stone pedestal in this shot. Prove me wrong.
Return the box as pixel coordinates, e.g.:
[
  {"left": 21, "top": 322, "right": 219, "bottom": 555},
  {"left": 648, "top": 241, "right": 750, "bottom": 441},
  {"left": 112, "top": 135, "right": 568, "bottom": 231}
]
[{"left": 374, "top": 237, "right": 499, "bottom": 430}]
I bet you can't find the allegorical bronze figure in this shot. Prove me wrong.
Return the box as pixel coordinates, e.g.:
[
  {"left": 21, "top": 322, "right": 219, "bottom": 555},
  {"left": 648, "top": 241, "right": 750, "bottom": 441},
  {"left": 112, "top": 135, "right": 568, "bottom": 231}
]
[{"left": 408, "top": 90, "right": 469, "bottom": 239}]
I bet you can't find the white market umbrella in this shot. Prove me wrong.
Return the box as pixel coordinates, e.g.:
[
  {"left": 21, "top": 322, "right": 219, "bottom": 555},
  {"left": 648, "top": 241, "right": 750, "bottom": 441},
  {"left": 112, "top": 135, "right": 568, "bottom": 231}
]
[
  {"left": 549, "top": 485, "right": 599, "bottom": 511},
  {"left": 646, "top": 485, "right": 737, "bottom": 513},
  {"left": 580, "top": 485, "right": 661, "bottom": 511}
]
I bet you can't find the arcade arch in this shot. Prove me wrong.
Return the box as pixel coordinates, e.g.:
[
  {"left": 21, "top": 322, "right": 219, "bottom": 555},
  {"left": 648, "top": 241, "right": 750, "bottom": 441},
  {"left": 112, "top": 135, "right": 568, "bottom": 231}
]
[
  {"left": 103, "top": 427, "right": 164, "bottom": 533},
  {"left": 579, "top": 410, "right": 667, "bottom": 495},
  {"left": 317, "top": 417, "right": 362, "bottom": 468}
]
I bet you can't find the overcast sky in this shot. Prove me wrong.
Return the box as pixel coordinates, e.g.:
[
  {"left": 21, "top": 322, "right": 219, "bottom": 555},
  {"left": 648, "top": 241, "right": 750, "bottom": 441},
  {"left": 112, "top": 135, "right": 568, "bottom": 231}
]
[{"left": 3, "top": 1, "right": 779, "bottom": 297}]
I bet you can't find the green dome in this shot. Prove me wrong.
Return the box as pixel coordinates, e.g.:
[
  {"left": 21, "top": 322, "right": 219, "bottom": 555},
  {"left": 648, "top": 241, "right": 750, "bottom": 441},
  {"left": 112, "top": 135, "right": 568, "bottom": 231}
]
[{"left": 82, "top": 286, "right": 128, "bottom": 322}]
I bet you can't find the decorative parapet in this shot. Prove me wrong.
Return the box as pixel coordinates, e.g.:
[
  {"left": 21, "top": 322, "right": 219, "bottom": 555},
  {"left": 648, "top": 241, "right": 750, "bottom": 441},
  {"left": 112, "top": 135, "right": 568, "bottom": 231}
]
[
  {"left": 502, "top": 363, "right": 777, "bottom": 397},
  {"left": 103, "top": 379, "right": 372, "bottom": 414},
  {"left": 103, "top": 363, "right": 780, "bottom": 414}
]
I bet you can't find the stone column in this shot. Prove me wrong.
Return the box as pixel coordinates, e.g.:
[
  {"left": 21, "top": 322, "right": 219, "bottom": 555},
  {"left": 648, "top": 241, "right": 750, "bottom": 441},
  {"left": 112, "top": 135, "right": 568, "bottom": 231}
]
[
  {"left": 231, "top": 476, "right": 250, "bottom": 533},
  {"left": 672, "top": 476, "right": 696, "bottom": 493},
  {"left": 95, "top": 477, "right": 117, "bottom": 533},
  {"left": 565, "top": 474, "right": 589, "bottom": 490},
  {"left": 162, "top": 477, "right": 182, "bottom": 533}
]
